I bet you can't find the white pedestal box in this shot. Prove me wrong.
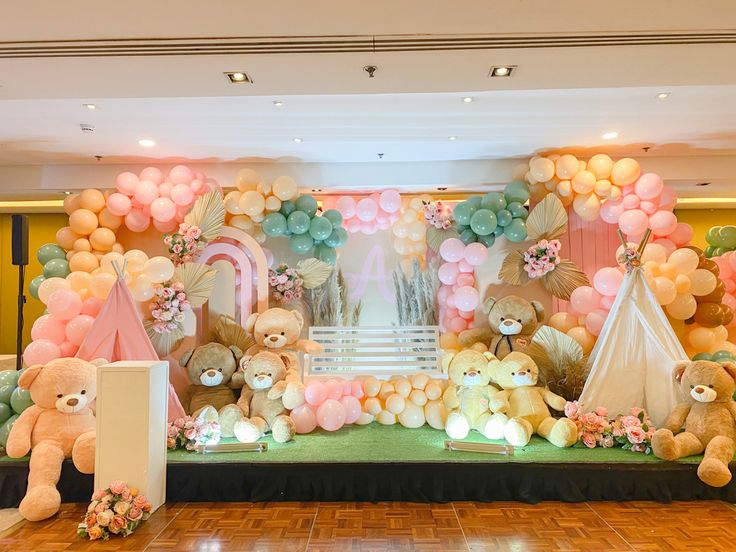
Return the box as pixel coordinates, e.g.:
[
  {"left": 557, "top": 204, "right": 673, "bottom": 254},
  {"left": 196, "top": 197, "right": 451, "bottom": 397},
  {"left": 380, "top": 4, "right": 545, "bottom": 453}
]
[{"left": 95, "top": 361, "right": 169, "bottom": 512}]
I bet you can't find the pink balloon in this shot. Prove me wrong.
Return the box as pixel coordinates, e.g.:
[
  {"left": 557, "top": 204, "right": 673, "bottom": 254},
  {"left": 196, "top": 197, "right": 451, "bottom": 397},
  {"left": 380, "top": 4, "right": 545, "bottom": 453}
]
[
  {"left": 668, "top": 223, "right": 694, "bottom": 246},
  {"left": 336, "top": 196, "right": 357, "bottom": 218},
  {"left": 622, "top": 195, "right": 640, "bottom": 210},
  {"left": 621, "top": 184, "right": 635, "bottom": 196},
  {"left": 140, "top": 167, "right": 164, "bottom": 185},
  {"left": 153, "top": 218, "right": 178, "bottom": 233},
  {"left": 600, "top": 295, "right": 616, "bottom": 310},
  {"left": 658, "top": 187, "right": 677, "bottom": 211},
  {"left": 340, "top": 396, "right": 362, "bottom": 424},
  {"left": 346, "top": 218, "right": 361, "bottom": 233},
  {"left": 454, "top": 286, "right": 480, "bottom": 311},
  {"left": 360, "top": 220, "right": 378, "bottom": 235},
  {"left": 356, "top": 198, "right": 379, "bottom": 222},
  {"left": 723, "top": 293, "right": 736, "bottom": 311},
  {"left": 23, "top": 339, "right": 61, "bottom": 365},
  {"left": 653, "top": 238, "right": 677, "bottom": 256},
  {"left": 725, "top": 281, "right": 736, "bottom": 294},
  {"left": 47, "top": 290, "right": 83, "bottom": 321},
  {"left": 439, "top": 238, "right": 465, "bottom": 263},
  {"left": 600, "top": 200, "right": 625, "bottom": 224},
  {"left": 459, "top": 309, "right": 474, "bottom": 320},
  {"left": 378, "top": 190, "right": 402, "bottom": 213},
  {"left": 59, "top": 341, "right": 79, "bottom": 357},
  {"left": 448, "top": 316, "right": 467, "bottom": 333},
  {"left": 458, "top": 260, "right": 474, "bottom": 273},
  {"left": 106, "top": 193, "right": 132, "bottom": 216},
  {"left": 290, "top": 404, "right": 318, "bottom": 434},
  {"left": 31, "top": 314, "right": 67, "bottom": 345},
  {"left": 169, "top": 165, "right": 194, "bottom": 185},
  {"left": 570, "top": 286, "right": 602, "bottom": 315},
  {"left": 304, "top": 381, "right": 327, "bottom": 406},
  {"left": 316, "top": 399, "right": 346, "bottom": 431},
  {"left": 133, "top": 180, "right": 159, "bottom": 205},
  {"left": 170, "top": 183, "right": 194, "bottom": 206},
  {"left": 456, "top": 273, "right": 475, "bottom": 288},
  {"left": 618, "top": 209, "right": 649, "bottom": 236},
  {"left": 376, "top": 217, "right": 391, "bottom": 230},
  {"left": 190, "top": 179, "right": 205, "bottom": 195},
  {"left": 593, "top": 267, "right": 624, "bottom": 297},
  {"left": 65, "top": 314, "right": 95, "bottom": 346},
  {"left": 437, "top": 285, "right": 451, "bottom": 304},
  {"left": 125, "top": 208, "right": 151, "bottom": 232},
  {"left": 464, "top": 242, "right": 488, "bottom": 266},
  {"left": 445, "top": 307, "right": 459, "bottom": 319},
  {"left": 639, "top": 200, "right": 658, "bottom": 215},
  {"left": 350, "top": 380, "right": 364, "bottom": 399},
  {"left": 389, "top": 212, "right": 400, "bottom": 224},
  {"left": 649, "top": 210, "right": 678, "bottom": 237},
  {"left": 150, "top": 197, "right": 177, "bottom": 222},
  {"left": 158, "top": 181, "right": 173, "bottom": 198},
  {"left": 438, "top": 262, "right": 460, "bottom": 285},
  {"left": 325, "top": 379, "right": 343, "bottom": 400},
  {"left": 446, "top": 294, "right": 456, "bottom": 309},
  {"left": 585, "top": 309, "right": 609, "bottom": 336},
  {"left": 634, "top": 173, "right": 664, "bottom": 200},
  {"left": 115, "top": 172, "right": 139, "bottom": 195},
  {"left": 321, "top": 196, "right": 338, "bottom": 211},
  {"left": 81, "top": 297, "right": 104, "bottom": 317}
]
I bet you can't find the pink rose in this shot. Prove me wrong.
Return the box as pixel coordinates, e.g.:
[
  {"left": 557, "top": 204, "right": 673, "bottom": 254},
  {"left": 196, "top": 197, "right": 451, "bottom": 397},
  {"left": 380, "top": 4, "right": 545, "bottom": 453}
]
[
  {"left": 581, "top": 432, "right": 597, "bottom": 448},
  {"left": 133, "top": 494, "right": 149, "bottom": 509},
  {"left": 594, "top": 406, "right": 608, "bottom": 418},
  {"left": 114, "top": 501, "right": 130, "bottom": 515},
  {"left": 626, "top": 426, "right": 646, "bottom": 444},
  {"left": 94, "top": 502, "right": 107, "bottom": 514},
  {"left": 96, "top": 509, "right": 113, "bottom": 527},
  {"left": 621, "top": 415, "right": 639, "bottom": 428},
  {"left": 564, "top": 401, "right": 580, "bottom": 419},
  {"left": 109, "top": 480, "right": 127, "bottom": 495},
  {"left": 127, "top": 506, "right": 143, "bottom": 521},
  {"left": 91, "top": 489, "right": 105, "bottom": 501},
  {"left": 184, "top": 428, "right": 197, "bottom": 439},
  {"left": 109, "top": 514, "right": 127, "bottom": 534},
  {"left": 87, "top": 500, "right": 99, "bottom": 513}
]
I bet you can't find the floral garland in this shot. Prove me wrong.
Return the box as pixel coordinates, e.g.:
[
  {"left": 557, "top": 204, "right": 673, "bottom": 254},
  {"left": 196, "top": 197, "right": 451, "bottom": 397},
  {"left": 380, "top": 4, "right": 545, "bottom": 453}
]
[
  {"left": 150, "top": 282, "right": 190, "bottom": 333},
  {"left": 164, "top": 222, "right": 205, "bottom": 266},
  {"left": 423, "top": 200, "right": 453, "bottom": 230},
  {"left": 166, "top": 416, "right": 221, "bottom": 450},
  {"left": 268, "top": 264, "right": 304, "bottom": 305},
  {"left": 78, "top": 480, "right": 152, "bottom": 540},
  {"left": 564, "top": 401, "right": 655, "bottom": 453},
  {"left": 523, "top": 239, "right": 562, "bottom": 278}
]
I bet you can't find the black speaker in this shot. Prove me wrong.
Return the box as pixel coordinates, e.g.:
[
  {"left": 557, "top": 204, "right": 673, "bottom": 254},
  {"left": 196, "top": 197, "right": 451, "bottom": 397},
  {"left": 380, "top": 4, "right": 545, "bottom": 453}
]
[{"left": 12, "top": 214, "right": 29, "bottom": 266}]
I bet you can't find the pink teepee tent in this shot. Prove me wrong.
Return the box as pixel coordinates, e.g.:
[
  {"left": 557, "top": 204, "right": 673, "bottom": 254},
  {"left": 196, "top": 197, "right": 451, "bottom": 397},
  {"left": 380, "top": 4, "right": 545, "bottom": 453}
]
[{"left": 76, "top": 264, "right": 186, "bottom": 421}]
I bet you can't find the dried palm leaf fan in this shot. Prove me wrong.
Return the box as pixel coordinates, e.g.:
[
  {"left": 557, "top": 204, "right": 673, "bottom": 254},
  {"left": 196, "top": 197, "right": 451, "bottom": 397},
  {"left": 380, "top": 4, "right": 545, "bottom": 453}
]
[
  {"left": 211, "top": 314, "right": 255, "bottom": 353},
  {"left": 526, "top": 326, "right": 588, "bottom": 401},
  {"left": 499, "top": 194, "right": 589, "bottom": 301},
  {"left": 295, "top": 258, "right": 333, "bottom": 289},
  {"left": 184, "top": 190, "right": 225, "bottom": 241}
]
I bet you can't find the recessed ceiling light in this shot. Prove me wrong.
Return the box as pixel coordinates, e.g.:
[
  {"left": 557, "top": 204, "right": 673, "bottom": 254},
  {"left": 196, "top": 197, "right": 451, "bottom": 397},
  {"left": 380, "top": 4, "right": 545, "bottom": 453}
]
[
  {"left": 448, "top": 136, "right": 458, "bottom": 141},
  {"left": 462, "top": 97, "right": 474, "bottom": 103},
  {"left": 273, "top": 100, "right": 284, "bottom": 106},
  {"left": 224, "top": 71, "right": 252, "bottom": 83},
  {"left": 138, "top": 138, "right": 156, "bottom": 147},
  {"left": 83, "top": 103, "right": 96, "bottom": 110},
  {"left": 293, "top": 137, "right": 303, "bottom": 143},
  {"left": 657, "top": 92, "right": 670, "bottom": 99},
  {"left": 602, "top": 131, "right": 619, "bottom": 140},
  {"left": 489, "top": 65, "right": 516, "bottom": 77}
]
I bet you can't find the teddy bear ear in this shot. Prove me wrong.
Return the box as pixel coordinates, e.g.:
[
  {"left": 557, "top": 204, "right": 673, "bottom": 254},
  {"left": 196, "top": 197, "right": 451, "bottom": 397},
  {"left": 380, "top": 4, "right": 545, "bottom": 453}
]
[
  {"left": 673, "top": 361, "right": 689, "bottom": 383},
  {"left": 180, "top": 349, "right": 195, "bottom": 367},
  {"left": 440, "top": 352, "right": 455, "bottom": 373},
  {"left": 278, "top": 353, "right": 292, "bottom": 368},
  {"left": 18, "top": 364, "right": 44, "bottom": 389},
  {"left": 530, "top": 300, "right": 545, "bottom": 322},
  {"left": 721, "top": 361, "right": 736, "bottom": 382},
  {"left": 239, "top": 355, "right": 253, "bottom": 369},
  {"left": 291, "top": 310, "right": 305, "bottom": 330},
  {"left": 482, "top": 351, "right": 498, "bottom": 362},
  {"left": 229, "top": 345, "right": 243, "bottom": 362},
  {"left": 244, "top": 312, "right": 259, "bottom": 335},
  {"left": 482, "top": 297, "right": 498, "bottom": 314}
]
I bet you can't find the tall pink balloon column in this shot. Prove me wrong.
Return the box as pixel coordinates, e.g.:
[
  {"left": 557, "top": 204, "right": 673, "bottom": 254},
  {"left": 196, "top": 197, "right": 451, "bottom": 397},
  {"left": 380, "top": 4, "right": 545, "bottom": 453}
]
[{"left": 437, "top": 238, "right": 486, "bottom": 336}]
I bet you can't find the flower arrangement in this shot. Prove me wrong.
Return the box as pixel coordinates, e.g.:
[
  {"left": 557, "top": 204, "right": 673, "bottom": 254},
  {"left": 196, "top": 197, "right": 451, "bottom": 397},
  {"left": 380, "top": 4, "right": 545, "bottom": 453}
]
[
  {"left": 164, "top": 222, "right": 205, "bottom": 266},
  {"left": 166, "top": 416, "right": 221, "bottom": 451},
  {"left": 564, "top": 401, "right": 655, "bottom": 453},
  {"left": 268, "top": 264, "right": 304, "bottom": 305},
  {"left": 523, "top": 239, "right": 562, "bottom": 279},
  {"left": 423, "top": 200, "right": 453, "bottom": 230},
  {"left": 150, "top": 281, "right": 191, "bottom": 333},
  {"left": 617, "top": 246, "right": 642, "bottom": 273},
  {"left": 78, "top": 481, "right": 152, "bottom": 540}
]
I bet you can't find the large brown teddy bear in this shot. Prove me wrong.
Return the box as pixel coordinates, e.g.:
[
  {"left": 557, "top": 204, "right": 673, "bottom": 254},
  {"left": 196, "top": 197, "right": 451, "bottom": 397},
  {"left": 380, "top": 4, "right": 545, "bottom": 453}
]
[
  {"left": 485, "top": 352, "right": 577, "bottom": 448},
  {"left": 245, "top": 307, "right": 323, "bottom": 359},
  {"left": 652, "top": 360, "right": 736, "bottom": 487},
  {"left": 459, "top": 296, "right": 544, "bottom": 359},
  {"left": 7, "top": 357, "right": 105, "bottom": 521},
  {"left": 234, "top": 351, "right": 297, "bottom": 443},
  {"left": 442, "top": 349, "right": 506, "bottom": 439},
  {"left": 179, "top": 342, "right": 244, "bottom": 437}
]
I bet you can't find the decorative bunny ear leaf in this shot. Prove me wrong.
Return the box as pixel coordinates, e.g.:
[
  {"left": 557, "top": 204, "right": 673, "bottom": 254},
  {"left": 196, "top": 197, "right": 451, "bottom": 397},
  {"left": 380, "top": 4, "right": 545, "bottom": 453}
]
[
  {"left": 541, "top": 260, "right": 590, "bottom": 301},
  {"left": 526, "top": 325, "right": 588, "bottom": 400},
  {"left": 212, "top": 314, "right": 255, "bottom": 353},
  {"left": 526, "top": 194, "right": 568, "bottom": 241},
  {"left": 296, "top": 258, "right": 334, "bottom": 289},
  {"left": 184, "top": 191, "right": 225, "bottom": 242},
  {"left": 498, "top": 250, "right": 530, "bottom": 286},
  {"left": 173, "top": 262, "right": 217, "bottom": 308},
  {"left": 144, "top": 320, "right": 185, "bottom": 357},
  {"left": 427, "top": 226, "right": 459, "bottom": 254}
]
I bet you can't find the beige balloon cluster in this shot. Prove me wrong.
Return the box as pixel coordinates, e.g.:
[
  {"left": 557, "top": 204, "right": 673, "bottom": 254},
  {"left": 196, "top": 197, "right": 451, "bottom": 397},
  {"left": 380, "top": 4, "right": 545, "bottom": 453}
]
[
  {"left": 391, "top": 196, "right": 431, "bottom": 272},
  {"left": 358, "top": 374, "right": 449, "bottom": 429},
  {"left": 520, "top": 154, "right": 640, "bottom": 220},
  {"left": 224, "top": 169, "right": 298, "bottom": 244}
]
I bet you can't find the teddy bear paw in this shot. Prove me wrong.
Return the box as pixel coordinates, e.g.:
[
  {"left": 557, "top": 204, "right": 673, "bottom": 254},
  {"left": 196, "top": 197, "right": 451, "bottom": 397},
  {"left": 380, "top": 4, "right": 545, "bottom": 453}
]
[
  {"left": 234, "top": 420, "right": 263, "bottom": 443},
  {"left": 482, "top": 413, "right": 508, "bottom": 440},
  {"left": 193, "top": 406, "right": 219, "bottom": 424},
  {"left": 271, "top": 415, "right": 296, "bottom": 443},
  {"left": 218, "top": 405, "right": 245, "bottom": 438},
  {"left": 547, "top": 418, "right": 578, "bottom": 448},
  {"left": 698, "top": 458, "right": 733, "bottom": 488},
  {"left": 282, "top": 382, "right": 306, "bottom": 410},
  {"left": 504, "top": 418, "right": 532, "bottom": 447},
  {"left": 445, "top": 412, "right": 470, "bottom": 440},
  {"left": 651, "top": 429, "right": 678, "bottom": 460},
  {"left": 19, "top": 485, "right": 61, "bottom": 521}
]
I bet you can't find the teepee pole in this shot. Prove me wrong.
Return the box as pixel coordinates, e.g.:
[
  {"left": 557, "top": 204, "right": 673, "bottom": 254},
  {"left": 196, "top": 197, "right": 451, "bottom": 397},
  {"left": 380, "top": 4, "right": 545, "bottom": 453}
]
[
  {"left": 637, "top": 229, "right": 652, "bottom": 256},
  {"left": 616, "top": 229, "right": 628, "bottom": 250}
]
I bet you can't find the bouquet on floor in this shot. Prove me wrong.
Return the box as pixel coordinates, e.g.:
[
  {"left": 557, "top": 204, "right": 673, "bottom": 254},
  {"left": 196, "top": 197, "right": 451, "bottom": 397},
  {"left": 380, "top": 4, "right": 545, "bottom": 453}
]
[
  {"left": 610, "top": 407, "right": 655, "bottom": 454},
  {"left": 166, "top": 415, "right": 221, "bottom": 451},
  {"left": 78, "top": 481, "right": 152, "bottom": 540},
  {"left": 564, "top": 401, "right": 655, "bottom": 454},
  {"left": 564, "top": 401, "right": 614, "bottom": 449}
]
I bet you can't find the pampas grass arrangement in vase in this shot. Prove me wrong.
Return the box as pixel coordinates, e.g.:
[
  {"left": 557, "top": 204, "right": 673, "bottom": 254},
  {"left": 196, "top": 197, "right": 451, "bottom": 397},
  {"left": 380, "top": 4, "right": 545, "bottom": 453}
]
[
  {"left": 393, "top": 257, "right": 439, "bottom": 326},
  {"left": 304, "top": 267, "right": 362, "bottom": 327}
]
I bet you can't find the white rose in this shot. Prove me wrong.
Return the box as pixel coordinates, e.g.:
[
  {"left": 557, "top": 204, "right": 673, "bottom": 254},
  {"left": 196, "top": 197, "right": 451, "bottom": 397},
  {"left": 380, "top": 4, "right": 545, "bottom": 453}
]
[{"left": 96, "top": 509, "right": 113, "bottom": 527}]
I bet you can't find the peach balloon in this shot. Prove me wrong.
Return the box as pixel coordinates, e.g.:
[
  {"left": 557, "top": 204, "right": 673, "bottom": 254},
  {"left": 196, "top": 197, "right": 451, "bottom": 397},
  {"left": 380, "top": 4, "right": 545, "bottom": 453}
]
[
  {"left": 69, "top": 251, "right": 99, "bottom": 273},
  {"left": 567, "top": 326, "right": 596, "bottom": 354},
  {"left": 668, "top": 248, "right": 699, "bottom": 275},
  {"left": 555, "top": 154, "right": 579, "bottom": 180},
  {"left": 37, "top": 277, "right": 71, "bottom": 304},
  {"left": 529, "top": 157, "right": 555, "bottom": 182},
  {"left": 571, "top": 170, "right": 596, "bottom": 194},
  {"left": 610, "top": 158, "right": 641, "bottom": 187},
  {"left": 69, "top": 208, "right": 99, "bottom": 235},
  {"left": 80, "top": 188, "right": 106, "bottom": 213},
  {"left": 89, "top": 271, "right": 117, "bottom": 299},
  {"left": 666, "top": 293, "right": 697, "bottom": 320},
  {"left": 587, "top": 154, "right": 614, "bottom": 179},
  {"left": 89, "top": 227, "right": 116, "bottom": 251},
  {"left": 557, "top": 180, "right": 572, "bottom": 197},
  {"left": 55, "top": 226, "right": 80, "bottom": 250},
  {"left": 549, "top": 312, "right": 578, "bottom": 333},
  {"left": 572, "top": 193, "right": 601, "bottom": 221},
  {"left": 73, "top": 238, "right": 92, "bottom": 252},
  {"left": 98, "top": 208, "right": 123, "bottom": 230},
  {"left": 63, "top": 194, "right": 82, "bottom": 215},
  {"left": 651, "top": 276, "right": 677, "bottom": 305}
]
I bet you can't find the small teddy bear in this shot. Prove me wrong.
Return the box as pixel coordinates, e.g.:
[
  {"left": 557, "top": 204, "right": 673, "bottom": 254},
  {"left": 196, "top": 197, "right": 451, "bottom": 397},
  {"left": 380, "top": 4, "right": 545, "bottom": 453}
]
[
  {"left": 179, "top": 342, "right": 244, "bottom": 437},
  {"left": 441, "top": 349, "right": 506, "bottom": 440},
  {"left": 485, "top": 352, "right": 578, "bottom": 448},
  {"left": 7, "top": 357, "right": 105, "bottom": 521},
  {"left": 652, "top": 360, "right": 736, "bottom": 487},
  {"left": 234, "top": 351, "right": 297, "bottom": 443}
]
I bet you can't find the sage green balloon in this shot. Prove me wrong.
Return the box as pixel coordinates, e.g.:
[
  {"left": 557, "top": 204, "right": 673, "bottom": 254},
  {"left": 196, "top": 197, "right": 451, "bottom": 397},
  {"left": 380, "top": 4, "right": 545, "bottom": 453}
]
[
  {"left": 0, "top": 385, "right": 13, "bottom": 405},
  {"left": 712, "top": 350, "right": 736, "bottom": 361},
  {"left": 315, "top": 244, "right": 337, "bottom": 265},
  {"left": 452, "top": 202, "right": 474, "bottom": 226},
  {"left": 334, "top": 227, "right": 348, "bottom": 247},
  {"left": 469, "top": 209, "right": 497, "bottom": 236},
  {"left": 295, "top": 194, "right": 318, "bottom": 217},
  {"left": 503, "top": 181, "right": 530, "bottom": 204},
  {"left": 704, "top": 245, "right": 716, "bottom": 258},
  {"left": 478, "top": 233, "right": 496, "bottom": 248},
  {"left": 287, "top": 211, "right": 311, "bottom": 235},
  {"left": 0, "top": 414, "right": 18, "bottom": 448},
  {"left": 43, "top": 258, "right": 69, "bottom": 279},
  {"left": 29, "top": 275, "right": 45, "bottom": 300},
  {"left": 37, "top": 243, "right": 66, "bottom": 265},
  {"left": 459, "top": 228, "right": 477, "bottom": 245},
  {"left": 691, "top": 352, "right": 712, "bottom": 361},
  {"left": 289, "top": 233, "right": 314, "bottom": 254},
  {"left": 0, "top": 370, "right": 18, "bottom": 388},
  {"left": 10, "top": 387, "right": 33, "bottom": 415},
  {"left": 496, "top": 209, "right": 513, "bottom": 227},
  {"left": 309, "top": 216, "right": 333, "bottom": 241},
  {"left": 493, "top": 225, "right": 505, "bottom": 237},
  {"left": 0, "top": 403, "right": 11, "bottom": 425},
  {"left": 324, "top": 230, "right": 342, "bottom": 248},
  {"left": 507, "top": 201, "right": 528, "bottom": 219},
  {"left": 718, "top": 226, "right": 736, "bottom": 248},
  {"left": 322, "top": 209, "right": 343, "bottom": 229},
  {"left": 705, "top": 226, "right": 721, "bottom": 246},
  {"left": 503, "top": 218, "right": 528, "bottom": 242},
  {"left": 466, "top": 195, "right": 482, "bottom": 209},
  {"left": 280, "top": 200, "right": 296, "bottom": 216},
  {"left": 262, "top": 213, "right": 288, "bottom": 237},
  {"left": 480, "top": 192, "right": 506, "bottom": 212}
]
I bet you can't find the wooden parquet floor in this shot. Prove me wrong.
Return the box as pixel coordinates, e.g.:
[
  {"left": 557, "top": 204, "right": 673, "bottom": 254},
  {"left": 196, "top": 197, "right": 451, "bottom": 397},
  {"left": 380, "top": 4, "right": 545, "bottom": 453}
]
[{"left": 1, "top": 500, "right": 735, "bottom": 552}]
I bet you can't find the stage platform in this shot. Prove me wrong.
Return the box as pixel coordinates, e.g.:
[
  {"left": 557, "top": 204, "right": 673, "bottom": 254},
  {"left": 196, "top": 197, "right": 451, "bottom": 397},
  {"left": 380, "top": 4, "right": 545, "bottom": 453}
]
[{"left": 1, "top": 425, "right": 734, "bottom": 506}]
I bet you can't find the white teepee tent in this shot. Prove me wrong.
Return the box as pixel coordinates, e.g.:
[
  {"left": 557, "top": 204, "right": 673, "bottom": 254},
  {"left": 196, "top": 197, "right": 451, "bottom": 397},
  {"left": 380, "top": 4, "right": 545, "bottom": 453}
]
[{"left": 579, "top": 266, "right": 687, "bottom": 427}]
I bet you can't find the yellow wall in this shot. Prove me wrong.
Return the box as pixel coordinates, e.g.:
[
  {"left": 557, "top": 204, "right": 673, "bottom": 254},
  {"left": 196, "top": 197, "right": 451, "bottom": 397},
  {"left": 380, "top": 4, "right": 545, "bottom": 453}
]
[
  {"left": 0, "top": 213, "right": 69, "bottom": 354},
  {"left": 674, "top": 209, "right": 736, "bottom": 249}
]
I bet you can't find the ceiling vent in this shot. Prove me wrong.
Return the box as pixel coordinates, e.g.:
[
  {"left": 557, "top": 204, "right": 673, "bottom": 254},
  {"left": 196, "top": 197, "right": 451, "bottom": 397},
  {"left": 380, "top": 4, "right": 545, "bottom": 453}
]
[{"left": 79, "top": 124, "right": 95, "bottom": 133}]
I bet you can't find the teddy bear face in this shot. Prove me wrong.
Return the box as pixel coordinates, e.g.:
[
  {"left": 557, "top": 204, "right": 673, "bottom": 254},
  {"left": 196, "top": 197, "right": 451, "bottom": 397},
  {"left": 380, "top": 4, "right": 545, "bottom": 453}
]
[
  {"left": 181, "top": 343, "right": 241, "bottom": 387},
  {"left": 19, "top": 358, "right": 98, "bottom": 414},
  {"left": 485, "top": 296, "right": 544, "bottom": 337},
  {"left": 677, "top": 360, "right": 736, "bottom": 404},
  {"left": 246, "top": 308, "right": 303, "bottom": 350},
  {"left": 240, "top": 351, "right": 289, "bottom": 390},
  {"left": 488, "top": 352, "right": 539, "bottom": 390},
  {"left": 443, "top": 349, "right": 496, "bottom": 387}
]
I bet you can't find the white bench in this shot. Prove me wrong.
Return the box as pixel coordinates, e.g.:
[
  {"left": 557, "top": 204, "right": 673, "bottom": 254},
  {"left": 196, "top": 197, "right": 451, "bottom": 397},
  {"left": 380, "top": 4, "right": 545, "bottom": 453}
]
[{"left": 304, "top": 326, "right": 442, "bottom": 379}]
